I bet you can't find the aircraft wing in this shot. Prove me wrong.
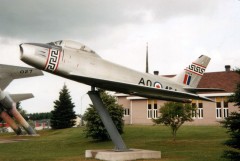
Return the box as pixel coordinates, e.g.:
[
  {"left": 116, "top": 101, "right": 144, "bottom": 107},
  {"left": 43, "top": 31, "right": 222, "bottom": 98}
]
[
  {"left": 10, "top": 93, "right": 34, "bottom": 102},
  {"left": 69, "top": 74, "right": 214, "bottom": 103},
  {"left": 0, "top": 64, "right": 43, "bottom": 90}
]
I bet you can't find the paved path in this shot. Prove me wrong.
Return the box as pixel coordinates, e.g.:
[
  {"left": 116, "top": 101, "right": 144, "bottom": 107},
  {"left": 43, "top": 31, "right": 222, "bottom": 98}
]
[{"left": 0, "top": 139, "right": 29, "bottom": 144}]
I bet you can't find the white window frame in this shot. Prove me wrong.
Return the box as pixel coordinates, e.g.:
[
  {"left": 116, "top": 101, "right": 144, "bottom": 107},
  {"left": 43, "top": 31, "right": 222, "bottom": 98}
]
[
  {"left": 192, "top": 103, "right": 197, "bottom": 119},
  {"left": 216, "top": 107, "right": 222, "bottom": 119},
  {"left": 216, "top": 99, "right": 222, "bottom": 119},
  {"left": 215, "top": 97, "right": 229, "bottom": 119},
  {"left": 153, "top": 103, "right": 158, "bottom": 119},
  {"left": 192, "top": 101, "right": 203, "bottom": 119},
  {"left": 124, "top": 108, "right": 130, "bottom": 116},
  {"left": 147, "top": 104, "right": 152, "bottom": 119},
  {"left": 147, "top": 100, "right": 158, "bottom": 119},
  {"left": 223, "top": 100, "right": 229, "bottom": 118},
  {"left": 223, "top": 108, "right": 229, "bottom": 118},
  {"left": 198, "top": 103, "right": 203, "bottom": 119}
]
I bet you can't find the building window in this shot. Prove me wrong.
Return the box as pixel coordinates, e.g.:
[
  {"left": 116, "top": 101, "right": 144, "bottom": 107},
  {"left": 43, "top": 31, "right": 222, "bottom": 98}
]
[
  {"left": 192, "top": 103, "right": 197, "bottom": 118},
  {"left": 223, "top": 107, "right": 228, "bottom": 118},
  {"left": 198, "top": 103, "right": 203, "bottom": 118},
  {"left": 147, "top": 100, "right": 158, "bottom": 119},
  {"left": 191, "top": 101, "right": 203, "bottom": 119},
  {"left": 216, "top": 97, "right": 229, "bottom": 119},
  {"left": 153, "top": 103, "right": 158, "bottom": 119},
  {"left": 124, "top": 108, "right": 130, "bottom": 116},
  {"left": 147, "top": 104, "right": 152, "bottom": 119},
  {"left": 224, "top": 101, "right": 228, "bottom": 108},
  {"left": 216, "top": 98, "right": 222, "bottom": 119},
  {"left": 223, "top": 100, "right": 229, "bottom": 118}
]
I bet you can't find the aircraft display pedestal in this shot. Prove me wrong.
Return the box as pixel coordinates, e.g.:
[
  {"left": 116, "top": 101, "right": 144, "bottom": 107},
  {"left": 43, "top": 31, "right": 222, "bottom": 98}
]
[
  {"left": 85, "top": 149, "right": 161, "bottom": 161},
  {"left": 86, "top": 89, "right": 161, "bottom": 160}
]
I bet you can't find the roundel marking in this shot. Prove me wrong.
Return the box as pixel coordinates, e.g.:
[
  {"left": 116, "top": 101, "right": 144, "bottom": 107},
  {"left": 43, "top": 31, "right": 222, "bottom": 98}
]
[{"left": 154, "top": 82, "right": 162, "bottom": 89}]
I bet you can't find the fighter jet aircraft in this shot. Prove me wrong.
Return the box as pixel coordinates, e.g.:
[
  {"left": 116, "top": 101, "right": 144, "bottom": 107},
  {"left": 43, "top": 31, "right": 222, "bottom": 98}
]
[
  {"left": 19, "top": 40, "right": 222, "bottom": 103},
  {"left": 0, "top": 64, "right": 43, "bottom": 135}
]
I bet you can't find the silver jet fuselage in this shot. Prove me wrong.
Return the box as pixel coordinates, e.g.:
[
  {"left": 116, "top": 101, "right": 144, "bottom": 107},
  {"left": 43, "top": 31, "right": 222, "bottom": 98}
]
[{"left": 20, "top": 40, "right": 214, "bottom": 102}]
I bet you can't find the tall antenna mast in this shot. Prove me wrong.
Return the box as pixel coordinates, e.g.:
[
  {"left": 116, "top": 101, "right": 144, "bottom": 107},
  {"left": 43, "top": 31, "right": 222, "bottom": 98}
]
[{"left": 146, "top": 42, "right": 149, "bottom": 73}]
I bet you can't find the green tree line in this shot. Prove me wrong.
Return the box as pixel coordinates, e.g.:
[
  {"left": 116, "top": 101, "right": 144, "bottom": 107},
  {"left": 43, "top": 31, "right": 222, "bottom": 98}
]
[{"left": 28, "top": 112, "right": 52, "bottom": 121}]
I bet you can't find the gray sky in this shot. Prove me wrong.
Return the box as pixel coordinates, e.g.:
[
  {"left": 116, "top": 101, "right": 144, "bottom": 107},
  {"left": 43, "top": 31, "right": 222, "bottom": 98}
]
[{"left": 1, "top": 0, "right": 240, "bottom": 114}]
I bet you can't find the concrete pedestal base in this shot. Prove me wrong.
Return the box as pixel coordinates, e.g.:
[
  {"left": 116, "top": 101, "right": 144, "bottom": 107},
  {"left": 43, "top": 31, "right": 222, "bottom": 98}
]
[{"left": 85, "top": 149, "right": 161, "bottom": 161}]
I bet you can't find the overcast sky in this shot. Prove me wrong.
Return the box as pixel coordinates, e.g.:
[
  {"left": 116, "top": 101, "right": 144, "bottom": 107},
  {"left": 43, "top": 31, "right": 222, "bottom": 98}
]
[{"left": 1, "top": 0, "right": 240, "bottom": 114}]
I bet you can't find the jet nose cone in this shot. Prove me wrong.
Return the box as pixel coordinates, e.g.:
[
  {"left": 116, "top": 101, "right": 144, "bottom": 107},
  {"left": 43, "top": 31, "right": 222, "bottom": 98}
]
[{"left": 19, "top": 43, "right": 51, "bottom": 70}]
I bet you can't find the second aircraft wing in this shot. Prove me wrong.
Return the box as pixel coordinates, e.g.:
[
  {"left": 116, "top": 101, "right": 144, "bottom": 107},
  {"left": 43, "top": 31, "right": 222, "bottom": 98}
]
[{"left": 0, "top": 64, "right": 43, "bottom": 90}]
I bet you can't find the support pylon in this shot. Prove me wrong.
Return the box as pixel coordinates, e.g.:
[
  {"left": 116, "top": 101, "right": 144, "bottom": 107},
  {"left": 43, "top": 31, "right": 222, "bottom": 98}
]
[
  {"left": 9, "top": 104, "right": 36, "bottom": 135},
  {"left": 0, "top": 108, "right": 23, "bottom": 135},
  {"left": 88, "top": 89, "right": 128, "bottom": 151}
]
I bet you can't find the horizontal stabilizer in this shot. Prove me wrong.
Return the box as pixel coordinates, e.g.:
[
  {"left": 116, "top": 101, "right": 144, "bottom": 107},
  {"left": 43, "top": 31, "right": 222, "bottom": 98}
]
[
  {"left": 10, "top": 93, "right": 34, "bottom": 102},
  {"left": 184, "top": 87, "right": 225, "bottom": 93}
]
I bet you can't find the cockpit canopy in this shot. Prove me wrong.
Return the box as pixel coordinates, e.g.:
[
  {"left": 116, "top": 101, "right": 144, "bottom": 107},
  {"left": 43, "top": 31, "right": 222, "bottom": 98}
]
[{"left": 48, "top": 40, "right": 100, "bottom": 57}]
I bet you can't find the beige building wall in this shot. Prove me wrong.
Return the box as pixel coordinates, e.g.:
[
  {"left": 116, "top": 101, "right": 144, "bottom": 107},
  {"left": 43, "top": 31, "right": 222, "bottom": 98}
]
[
  {"left": 190, "top": 101, "right": 238, "bottom": 125},
  {"left": 131, "top": 100, "right": 149, "bottom": 124},
  {"left": 117, "top": 95, "right": 239, "bottom": 125},
  {"left": 229, "top": 102, "right": 239, "bottom": 113},
  {"left": 190, "top": 101, "right": 217, "bottom": 125},
  {"left": 117, "top": 96, "right": 131, "bottom": 124}
]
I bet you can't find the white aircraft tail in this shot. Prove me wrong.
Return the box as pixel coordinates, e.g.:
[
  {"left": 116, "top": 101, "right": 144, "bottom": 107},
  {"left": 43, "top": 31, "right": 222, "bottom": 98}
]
[{"left": 174, "top": 55, "right": 211, "bottom": 88}]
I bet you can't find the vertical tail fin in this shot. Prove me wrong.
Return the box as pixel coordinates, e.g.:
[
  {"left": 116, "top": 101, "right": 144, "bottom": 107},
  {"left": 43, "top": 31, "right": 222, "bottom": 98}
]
[{"left": 174, "top": 55, "right": 211, "bottom": 88}]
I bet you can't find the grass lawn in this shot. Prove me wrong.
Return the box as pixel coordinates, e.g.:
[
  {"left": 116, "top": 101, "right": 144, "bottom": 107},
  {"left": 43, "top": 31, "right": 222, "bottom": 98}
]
[{"left": 0, "top": 125, "right": 229, "bottom": 161}]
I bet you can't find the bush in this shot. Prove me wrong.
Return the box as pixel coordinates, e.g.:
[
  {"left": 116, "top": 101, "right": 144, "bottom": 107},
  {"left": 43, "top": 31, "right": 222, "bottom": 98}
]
[{"left": 83, "top": 89, "right": 124, "bottom": 141}]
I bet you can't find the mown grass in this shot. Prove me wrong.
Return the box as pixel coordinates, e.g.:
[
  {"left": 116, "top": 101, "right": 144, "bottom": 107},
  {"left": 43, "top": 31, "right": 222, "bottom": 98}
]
[{"left": 0, "top": 125, "right": 229, "bottom": 161}]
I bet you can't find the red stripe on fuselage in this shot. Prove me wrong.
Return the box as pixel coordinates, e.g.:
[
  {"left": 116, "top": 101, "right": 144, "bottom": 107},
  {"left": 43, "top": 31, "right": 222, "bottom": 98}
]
[
  {"left": 44, "top": 49, "right": 51, "bottom": 69},
  {"left": 54, "top": 51, "right": 61, "bottom": 72}
]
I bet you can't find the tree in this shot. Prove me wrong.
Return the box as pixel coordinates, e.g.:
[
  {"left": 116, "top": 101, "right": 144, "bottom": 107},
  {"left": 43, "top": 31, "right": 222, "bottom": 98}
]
[
  {"left": 28, "top": 112, "right": 52, "bottom": 120},
  {"left": 221, "top": 68, "right": 240, "bottom": 161},
  {"left": 153, "top": 102, "right": 195, "bottom": 141},
  {"left": 83, "top": 89, "right": 124, "bottom": 141},
  {"left": 50, "top": 84, "right": 76, "bottom": 129},
  {"left": 228, "top": 69, "right": 240, "bottom": 107}
]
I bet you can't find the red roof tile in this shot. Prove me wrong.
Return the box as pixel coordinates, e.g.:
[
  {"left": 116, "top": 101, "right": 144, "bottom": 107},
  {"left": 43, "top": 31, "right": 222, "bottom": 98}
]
[
  {"left": 197, "top": 71, "right": 240, "bottom": 93},
  {"left": 162, "top": 71, "right": 240, "bottom": 93}
]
